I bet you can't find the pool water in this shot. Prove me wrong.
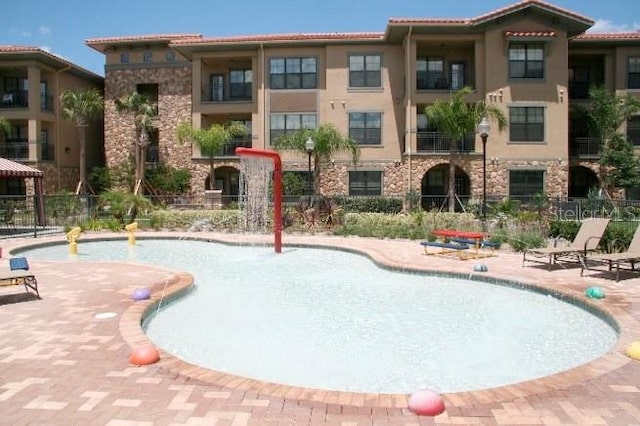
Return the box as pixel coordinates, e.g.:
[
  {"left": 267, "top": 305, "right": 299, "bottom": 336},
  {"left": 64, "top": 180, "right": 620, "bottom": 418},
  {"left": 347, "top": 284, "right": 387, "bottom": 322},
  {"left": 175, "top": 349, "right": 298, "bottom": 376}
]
[{"left": 22, "top": 238, "right": 618, "bottom": 393}]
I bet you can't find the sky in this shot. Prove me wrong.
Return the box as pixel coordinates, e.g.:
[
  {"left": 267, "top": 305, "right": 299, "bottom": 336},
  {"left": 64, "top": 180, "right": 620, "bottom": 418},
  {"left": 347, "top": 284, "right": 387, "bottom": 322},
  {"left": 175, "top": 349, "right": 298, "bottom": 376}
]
[{"left": 4, "top": 0, "right": 639, "bottom": 77}]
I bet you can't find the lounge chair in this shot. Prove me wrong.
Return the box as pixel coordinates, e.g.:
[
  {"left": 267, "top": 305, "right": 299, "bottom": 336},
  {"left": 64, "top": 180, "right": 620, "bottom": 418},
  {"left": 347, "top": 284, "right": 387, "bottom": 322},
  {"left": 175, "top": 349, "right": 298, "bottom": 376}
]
[
  {"left": 0, "top": 257, "right": 39, "bottom": 298},
  {"left": 580, "top": 224, "right": 640, "bottom": 281},
  {"left": 522, "top": 218, "right": 610, "bottom": 270}
]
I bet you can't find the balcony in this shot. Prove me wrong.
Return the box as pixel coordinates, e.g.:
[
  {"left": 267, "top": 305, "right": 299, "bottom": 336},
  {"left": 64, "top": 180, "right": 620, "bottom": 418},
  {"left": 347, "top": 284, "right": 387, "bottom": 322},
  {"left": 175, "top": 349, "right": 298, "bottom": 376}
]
[
  {"left": 201, "top": 85, "right": 252, "bottom": 103},
  {"left": 0, "top": 91, "right": 28, "bottom": 108},
  {"left": 570, "top": 137, "right": 600, "bottom": 158},
  {"left": 216, "top": 137, "right": 252, "bottom": 156},
  {"left": 417, "top": 131, "right": 475, "bottom": 153},
  {"left": 40, "top": 143, "right": 55, "bottom": 161},
  {"left": 0, "top": 141, "right": 28, "bottom": 159},
  {"left": 41, "top": 94, "right": 54, "bottom": 112}
]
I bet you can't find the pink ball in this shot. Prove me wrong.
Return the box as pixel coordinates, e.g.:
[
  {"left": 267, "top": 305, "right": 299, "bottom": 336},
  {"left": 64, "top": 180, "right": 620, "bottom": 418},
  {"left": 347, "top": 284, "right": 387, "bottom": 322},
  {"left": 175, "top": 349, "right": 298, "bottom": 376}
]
[{"left": 408, "top": 389, "right": 445, "bottom": 416}]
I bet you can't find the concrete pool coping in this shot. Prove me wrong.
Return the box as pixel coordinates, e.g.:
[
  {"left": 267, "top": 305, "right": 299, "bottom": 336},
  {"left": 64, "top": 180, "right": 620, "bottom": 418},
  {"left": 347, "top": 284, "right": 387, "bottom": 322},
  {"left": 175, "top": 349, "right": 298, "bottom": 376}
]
[{"left": 2, "top": 230, "right": 640, "bottom": 424}]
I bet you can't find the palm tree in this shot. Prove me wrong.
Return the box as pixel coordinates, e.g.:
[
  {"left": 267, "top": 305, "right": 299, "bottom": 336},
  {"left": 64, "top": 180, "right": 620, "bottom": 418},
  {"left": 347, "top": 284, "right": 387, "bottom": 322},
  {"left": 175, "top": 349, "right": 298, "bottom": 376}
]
[
  {"left": 425, "top": 87, "right": 507, "bottom": 212},
  {"left": 114, "top": 93, "right": 157, "bottom": 192},
  {"left": 0, "top": 116, "right": 10, "bottom": 135},
  {"left": 60, "top": 88, "right": 104, "bottom": 194},
  {"left": 176, "top": 121, "right": 248, "bottom": 189},
  {"left": 272, "top": 123, "right": 359, "bottom": 201}
]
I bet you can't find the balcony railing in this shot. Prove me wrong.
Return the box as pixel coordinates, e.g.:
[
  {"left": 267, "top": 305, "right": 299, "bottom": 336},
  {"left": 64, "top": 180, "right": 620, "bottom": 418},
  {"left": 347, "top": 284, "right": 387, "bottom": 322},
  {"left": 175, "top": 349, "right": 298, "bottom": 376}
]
[
  {"left": 41, "top": 94, "right": 54, "bottom": 112},
  {"left": 0, "top": 91, "right": 28, "bottom": 108},
  {"left": 570, "top": 137, "right": 600, "bottom": 158},
  {"left": 201, "top": 86, "right": 252, "bottom": 103},
  {"left": 216, "top": 138, "right": 252, "bottom": 156},
  {"left": 40, "top": 143, "right": 55, "bottom": 161},
  {"left": 417, "top": 131, "right": 475, "bottom": 153},
  {"left": 0, "top": 141, "right": 29, "bottom": 159}
]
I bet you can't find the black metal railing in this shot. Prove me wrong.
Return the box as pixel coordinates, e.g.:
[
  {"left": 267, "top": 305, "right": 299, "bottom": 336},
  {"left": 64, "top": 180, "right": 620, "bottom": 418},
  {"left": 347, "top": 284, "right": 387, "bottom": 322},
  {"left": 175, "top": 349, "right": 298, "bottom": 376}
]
[
  {"left": 0, "top": 90, "right": 28, "bottom": 108},
  {"left": 216, "top": 138, "right": 252, "bottom": 156},
  {"left": 417, "top": 131, "right": 475, "bottom": 153},
  {"left": 40, "top": 143, "right": 55, "bottom": 161},
  {"left": 40, "top": 94, "right": 54, "bottom": 112},
  {"left": 0, "top": 141, "right": 29, "bottom": 159},
  {"left": 570, "top": 137, "right": 600, "bottom": 158},
  {"left": 201, "top": 86, "right": 253, "bottom": 103}
]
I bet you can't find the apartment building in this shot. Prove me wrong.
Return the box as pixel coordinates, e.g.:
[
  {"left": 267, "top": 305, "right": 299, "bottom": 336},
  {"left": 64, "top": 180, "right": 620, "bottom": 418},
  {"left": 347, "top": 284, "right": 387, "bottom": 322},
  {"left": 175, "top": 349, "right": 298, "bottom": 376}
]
[
  {"left": 0, "top": 46, "right": 104, "bottom": 194},
  {"left": 86, "top": 0, "right": 640, "bottom": 207}
]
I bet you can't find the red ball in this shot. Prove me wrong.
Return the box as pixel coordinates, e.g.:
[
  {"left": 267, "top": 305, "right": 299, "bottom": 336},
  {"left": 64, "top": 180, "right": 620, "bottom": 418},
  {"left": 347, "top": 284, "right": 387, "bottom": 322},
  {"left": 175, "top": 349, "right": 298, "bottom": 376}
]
[
  {"left": 129, "top": 345, "right": 160, "bottom": 366},
  {"left": 408, "top": 389, "right": 445, "bottom": 416}
]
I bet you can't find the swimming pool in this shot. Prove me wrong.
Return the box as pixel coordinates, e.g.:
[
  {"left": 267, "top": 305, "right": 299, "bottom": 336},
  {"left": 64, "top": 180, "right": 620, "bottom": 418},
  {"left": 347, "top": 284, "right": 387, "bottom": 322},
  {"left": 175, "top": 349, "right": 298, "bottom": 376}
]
[{"left": 22, "top": 238, "right": 618, "bottom": 394}]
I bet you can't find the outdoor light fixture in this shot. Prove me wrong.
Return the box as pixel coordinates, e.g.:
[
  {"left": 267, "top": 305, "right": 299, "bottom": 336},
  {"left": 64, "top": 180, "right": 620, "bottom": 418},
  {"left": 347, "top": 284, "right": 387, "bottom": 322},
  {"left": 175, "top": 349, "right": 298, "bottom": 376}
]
[
  {"left": 305, "top": 137, "right": 315, "bottom": 205},
  {"left": 477, "top": 117, "right": 491, "bottom": 225}
]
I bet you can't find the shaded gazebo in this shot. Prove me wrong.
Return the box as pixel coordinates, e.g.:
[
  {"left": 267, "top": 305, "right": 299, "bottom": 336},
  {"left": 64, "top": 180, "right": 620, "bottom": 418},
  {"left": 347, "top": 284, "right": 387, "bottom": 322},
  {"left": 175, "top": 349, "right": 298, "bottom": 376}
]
[{"left": 0, "top": 158, "right": 45, "bottom": 225}]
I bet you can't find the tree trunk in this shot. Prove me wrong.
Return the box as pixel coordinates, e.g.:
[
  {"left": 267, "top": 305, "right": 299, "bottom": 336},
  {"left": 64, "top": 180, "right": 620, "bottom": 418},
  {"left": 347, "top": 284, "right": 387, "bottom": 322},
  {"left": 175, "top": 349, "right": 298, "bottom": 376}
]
[
  {"left": 77, "top": 126, "right": 87, "bottom": 195},
  {"left": 209, "top": 160, "right": 215, "bottom": 190},
  {"left": 447, "top": 147, "right": 456, "bottom": 213}
]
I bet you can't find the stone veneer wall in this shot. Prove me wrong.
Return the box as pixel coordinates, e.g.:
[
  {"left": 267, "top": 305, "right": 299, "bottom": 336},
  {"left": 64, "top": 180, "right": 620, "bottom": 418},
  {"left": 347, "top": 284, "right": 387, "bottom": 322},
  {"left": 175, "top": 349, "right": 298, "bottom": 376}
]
[
  {"left": 36, "top": 163, "right": 78, "bottom": 194},
  {"left": 104, "top": 66, "right": 194, "bottom": 190}
]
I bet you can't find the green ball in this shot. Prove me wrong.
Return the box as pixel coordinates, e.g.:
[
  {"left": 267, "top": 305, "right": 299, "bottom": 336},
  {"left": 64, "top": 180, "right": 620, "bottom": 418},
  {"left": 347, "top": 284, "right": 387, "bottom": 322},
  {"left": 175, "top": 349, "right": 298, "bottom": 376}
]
[{"left": 585, "top": 286, "right": 605, "bottom": 299}]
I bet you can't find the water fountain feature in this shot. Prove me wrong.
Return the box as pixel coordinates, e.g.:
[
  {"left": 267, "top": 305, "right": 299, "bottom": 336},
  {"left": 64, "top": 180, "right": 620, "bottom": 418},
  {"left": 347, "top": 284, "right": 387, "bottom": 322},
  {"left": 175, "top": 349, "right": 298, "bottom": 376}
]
[{"left": 236, "top": 148, "right": 283, "bottom": 253}]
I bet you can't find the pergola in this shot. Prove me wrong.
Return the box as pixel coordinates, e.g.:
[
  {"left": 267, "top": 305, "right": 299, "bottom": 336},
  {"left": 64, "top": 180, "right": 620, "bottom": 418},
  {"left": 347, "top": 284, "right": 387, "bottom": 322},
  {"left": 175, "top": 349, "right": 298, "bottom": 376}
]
[{"left": 0, "top": 158, "right": 45, "bottom": 225}]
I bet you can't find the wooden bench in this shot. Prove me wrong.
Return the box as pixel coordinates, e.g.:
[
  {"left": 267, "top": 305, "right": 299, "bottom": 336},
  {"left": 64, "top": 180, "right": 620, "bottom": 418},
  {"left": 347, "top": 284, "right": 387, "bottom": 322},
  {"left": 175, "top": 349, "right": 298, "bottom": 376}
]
[{"left": 0, "top": 257, "right": 39, "bottom": 299}]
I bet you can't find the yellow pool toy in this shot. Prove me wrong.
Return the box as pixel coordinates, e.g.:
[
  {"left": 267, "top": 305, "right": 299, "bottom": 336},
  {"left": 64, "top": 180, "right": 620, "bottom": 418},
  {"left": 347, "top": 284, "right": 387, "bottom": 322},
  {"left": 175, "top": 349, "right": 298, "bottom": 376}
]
[
  {"left": 626, "top": 341, "right": 640, "bottom": 361},
  {"left": 125, "top": 222, "right": 138, "bottom": 246},
  {"left": 66, "top": 226, "right": 82, "bottom": 255}
]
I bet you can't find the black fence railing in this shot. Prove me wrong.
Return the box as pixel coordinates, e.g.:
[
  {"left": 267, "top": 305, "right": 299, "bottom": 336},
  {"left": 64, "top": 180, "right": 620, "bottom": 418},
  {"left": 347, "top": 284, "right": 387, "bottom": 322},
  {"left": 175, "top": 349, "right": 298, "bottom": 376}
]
[
  {"left": 570, "top": 137, "right": 600, "bottom": 158},
  {"left": 417, "top": 131, "right": 475, "bottom": 153},
  {"left": 0, "top": 141, "right": 29, "bottom": 160},
  {"left": 1, "top": 193, "right": 639, "bottom": 239},
  {"left": 0, "top": 90, "right": 28, "bottom": 108}
]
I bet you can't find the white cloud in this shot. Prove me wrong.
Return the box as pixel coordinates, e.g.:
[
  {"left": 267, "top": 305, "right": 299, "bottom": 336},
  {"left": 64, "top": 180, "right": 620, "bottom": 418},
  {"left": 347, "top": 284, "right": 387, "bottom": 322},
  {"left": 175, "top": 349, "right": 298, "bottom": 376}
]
[
  {"left": 39, "top": 26, "right": 51, "bottom": 36},
  {"left": 588, "top": 19, "right": 640, "bottom": 33}
]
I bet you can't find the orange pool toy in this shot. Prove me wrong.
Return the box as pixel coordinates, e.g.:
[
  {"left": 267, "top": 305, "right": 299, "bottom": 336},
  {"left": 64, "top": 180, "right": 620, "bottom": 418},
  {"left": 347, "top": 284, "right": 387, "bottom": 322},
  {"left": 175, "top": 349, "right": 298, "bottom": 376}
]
[{"left": 129, "top": 344, "right": 160, "bottom": 366}]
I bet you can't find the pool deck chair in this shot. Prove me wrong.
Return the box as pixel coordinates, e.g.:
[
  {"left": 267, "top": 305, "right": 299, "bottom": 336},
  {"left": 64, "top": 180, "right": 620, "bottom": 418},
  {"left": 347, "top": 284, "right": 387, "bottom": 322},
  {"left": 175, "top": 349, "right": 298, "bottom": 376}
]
[
  {"left": 523, "top": 218, "right": 610, "bottom": 271},
  {"left": 581, "top": 224, "right": 640, "bottom": 281},
  {"left": 0, "top": 257, "right": 39, "bottom": 298}
]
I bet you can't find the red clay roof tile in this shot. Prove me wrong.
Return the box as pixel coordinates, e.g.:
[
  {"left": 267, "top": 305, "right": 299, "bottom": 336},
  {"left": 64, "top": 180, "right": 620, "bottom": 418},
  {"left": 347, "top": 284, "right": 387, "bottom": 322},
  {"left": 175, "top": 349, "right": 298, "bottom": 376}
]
[
  {"left": 85, "top": 33, "right": 202, "bottom": 44},
  {"left": 170, "top": 32, "right": 384, "bottom": 45},
  {"left": 504, "top": 30, "right": 557, "bottom": 37}
]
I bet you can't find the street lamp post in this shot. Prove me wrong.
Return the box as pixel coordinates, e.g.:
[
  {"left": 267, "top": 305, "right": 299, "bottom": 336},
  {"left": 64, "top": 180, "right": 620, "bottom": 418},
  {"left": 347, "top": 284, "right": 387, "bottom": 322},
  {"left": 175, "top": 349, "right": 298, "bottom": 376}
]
[
  {"left": 477, "top": 117, "right": 491, "bottom": 225},
  {"left": 305, "top": 137, "right": 315, "bottom": 206}
]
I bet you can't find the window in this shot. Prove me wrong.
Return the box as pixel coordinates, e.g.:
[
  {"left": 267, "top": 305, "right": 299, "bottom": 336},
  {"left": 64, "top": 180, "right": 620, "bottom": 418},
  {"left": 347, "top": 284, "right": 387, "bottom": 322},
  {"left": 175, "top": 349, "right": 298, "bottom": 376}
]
[
  {"left": 166, "top": 51, "right": 176, "bottom": 62},
  {"left": 269, "top": 57, "right": 317, "bottom": 89},
  {"left": 270, "top": 113, "right": 316, "bottom": 143},
  {"left": 450, "top": 63, "right": 465, "bottom": 90},
  {"left": 120, "top": 53, "right": 129, "bottom": 64},
  {"left": 349, "top": 171, "right": 382, "bottom": 196},
  {"left": 229, "top": 70, "right": 252, "bottom": 100},
  {"left": 143, "top": 51, "right": 153, "bottom": 63},
  {"left": 510, "top": 107, "right": 544, "bottom": 142},
  {"left": 509, "top": 43, "right": 544, "bottom": 79},
  {"left": 628, "top": 115, "right": 640, "bottom": 146},
  {"left": 349, "top": 112, "right": 382, "bottom": 145},
  {"left": 629, "top": 57, "right": 640, "bottom": 89},
  {"left": 509, "top": 170, "right": 545, "bottom": 200},
  {"left": 416, "top": 57, "right": 445, "bottom": 90},
  {"left": 349, "top": 54, "right": 381, "bottom": 87}
]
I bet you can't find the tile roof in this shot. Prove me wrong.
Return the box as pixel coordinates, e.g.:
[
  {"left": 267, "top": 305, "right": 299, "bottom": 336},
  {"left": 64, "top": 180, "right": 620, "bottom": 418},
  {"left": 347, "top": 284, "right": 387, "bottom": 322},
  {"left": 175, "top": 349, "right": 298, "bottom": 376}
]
[
  {"left": 389, "top": 0, "right": 593, "bottom": 27},
  {"left": 171, "top": 32, "right": 384, "bottom": 45},
  {"left": 472, "top": 0, "right": 593, "bottom": 25},
  {"left": 85, "top": 33, "right": 202, "bottom": 44},
  {"left": 504, "top": 31, "right": 557, "bottom": 37},
  {"left": 0, "top": 45, "right": 102, "bottom": 80},
  {"left": 576, "top": 32, "right": 640, "bottom": 40}
]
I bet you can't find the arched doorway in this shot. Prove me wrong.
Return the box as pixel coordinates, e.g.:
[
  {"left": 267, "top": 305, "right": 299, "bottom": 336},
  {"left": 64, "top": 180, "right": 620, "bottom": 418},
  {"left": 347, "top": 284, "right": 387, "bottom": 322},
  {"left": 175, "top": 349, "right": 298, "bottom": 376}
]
[
  {"left": 205, "top": 166, "right": 240, "bottom": 205},
  {"left": 421, "top": 164, "right": 470, "bottom": 211},
  {"left": 568, "top": 166, "right": 599, "bottom": 198}
]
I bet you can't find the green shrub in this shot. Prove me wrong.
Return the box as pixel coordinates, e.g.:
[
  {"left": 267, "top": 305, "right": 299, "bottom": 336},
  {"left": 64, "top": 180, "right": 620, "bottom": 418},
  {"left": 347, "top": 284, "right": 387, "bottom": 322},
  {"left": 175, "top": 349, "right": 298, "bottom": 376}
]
[
  {"left": 331, "top": 196, "right": 403, "bottom": 214},
  {"left": 508, "top": 230, "right": 547, "bottom": 252}
]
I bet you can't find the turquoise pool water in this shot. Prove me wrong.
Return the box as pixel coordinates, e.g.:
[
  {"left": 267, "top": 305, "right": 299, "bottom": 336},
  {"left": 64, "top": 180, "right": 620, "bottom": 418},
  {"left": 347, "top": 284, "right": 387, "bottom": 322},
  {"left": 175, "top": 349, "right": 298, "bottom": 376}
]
[{"left": 22, "top": 238, "right": 618, "bottom": 393}]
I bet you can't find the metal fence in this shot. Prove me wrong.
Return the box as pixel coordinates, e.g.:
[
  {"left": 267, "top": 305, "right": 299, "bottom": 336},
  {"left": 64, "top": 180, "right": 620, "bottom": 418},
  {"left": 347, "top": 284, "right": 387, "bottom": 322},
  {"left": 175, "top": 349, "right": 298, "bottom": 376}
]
[{"left": 1, "top": 193, "right": 639, "bottom": 240}]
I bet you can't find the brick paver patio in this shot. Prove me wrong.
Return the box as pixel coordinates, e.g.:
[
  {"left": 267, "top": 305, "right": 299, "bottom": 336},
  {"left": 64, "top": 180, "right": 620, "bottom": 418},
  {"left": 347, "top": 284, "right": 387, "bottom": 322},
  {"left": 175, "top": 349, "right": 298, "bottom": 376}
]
[{"left": 0, "top": 232, "right": 639, "bottom": 425}]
